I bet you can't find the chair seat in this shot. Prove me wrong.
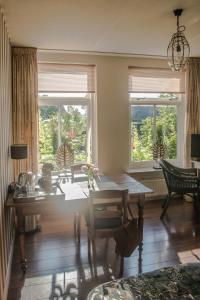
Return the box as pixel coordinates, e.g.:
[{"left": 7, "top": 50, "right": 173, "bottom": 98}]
[{"left": 85, "top": 210, "right": 122, "bottom": 229}]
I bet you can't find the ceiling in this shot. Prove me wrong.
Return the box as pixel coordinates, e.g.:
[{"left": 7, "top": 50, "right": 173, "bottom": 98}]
[{"left": 1, "top": 0, "right": 200, "bottom": 57}]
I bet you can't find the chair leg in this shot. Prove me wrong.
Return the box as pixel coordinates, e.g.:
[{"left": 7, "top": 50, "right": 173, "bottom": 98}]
[
  {"left": 77, "top": 213, "right": 81, "bottom": 245},
  {"left": 160, "top": 195, "right": 171, "bottom": 219},
  {"left": 162, "top": 196, "right": 168, "bottom": 208},
  {"left": 74, "top": 213, "right": 81, "bottom": 244},
  {"left": 87, "top": 232, "right": 95, "bottom": 278},
  {"left": 119, "top": 256, "right": 124, "bottom": 278},
  {"left": 74, "top": 213, "right": 77, "bottom": 239},
  {"left": 193, "top": 194, "right": 200, "bottom": 223},
  {"left": 128, "top": 204, "right": 134, "bottom": 220},
  {"left": 138, "top": 241, "right": 143, "bottom": 274},
  {"left": 87, "top": 234, "right": 91, "bottom": 259},
  {"left": 91, "top": 235, "right": 97, "bottom": 277}
]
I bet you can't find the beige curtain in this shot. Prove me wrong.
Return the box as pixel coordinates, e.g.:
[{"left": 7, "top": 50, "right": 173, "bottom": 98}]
[
  {"left": 12, "top": 47, "right": 38, "bottom": 178},
  {"left": 185, "top": 58, "right": 200, "bottom": 166}
]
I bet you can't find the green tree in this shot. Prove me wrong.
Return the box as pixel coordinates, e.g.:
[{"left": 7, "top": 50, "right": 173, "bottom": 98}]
[
  {"left": 39, "top": 105, "right": 87, "bottom": 166},
  {"left": 132, "top": 105, "right": 176, "bottom": 161}
]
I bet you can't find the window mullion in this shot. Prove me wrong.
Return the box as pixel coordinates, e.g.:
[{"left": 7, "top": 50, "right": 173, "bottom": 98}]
[
  {"left": 153, "top": 104, "right": 156, "bottom": 145},
  {"left": 58, "top": 105, "right": 61, "bottom": 146}
]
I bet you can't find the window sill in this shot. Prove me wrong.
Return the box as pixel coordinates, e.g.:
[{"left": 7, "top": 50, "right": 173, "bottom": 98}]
[
  {"left": 126, "top": 167, "right": 163, "bottom": 180},
  {"left": 127, "top": 167, "right": 162, "bottom": 174}
]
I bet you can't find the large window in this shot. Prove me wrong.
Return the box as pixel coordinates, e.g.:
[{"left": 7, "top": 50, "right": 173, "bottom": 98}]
[
  {"left": 129, "top": 68, "right": 185, "bottom": 166},
  {"left": 38, "top": 64, "right": 96, "bottom": 169}
]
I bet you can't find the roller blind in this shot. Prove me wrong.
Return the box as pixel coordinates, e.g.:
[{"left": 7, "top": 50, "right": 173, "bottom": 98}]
[
  {"left": 128, "top": 67, "right": 185, "bottom": 93},
  {"left": 38, "top": 63, "right": 95, "bottom": 93}
]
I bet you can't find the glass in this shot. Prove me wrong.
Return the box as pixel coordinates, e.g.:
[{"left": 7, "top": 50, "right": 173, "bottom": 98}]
[
  {"left": 130, "top": 92, "right": 177, "bottom": 100},
  {"left": 131, "top": 104, "right": 177, "bottom": 162},
  {"left": 155, "top": 105, "right": 177, "bottom": 159},
  {"left": 131, "top": 105, "right": 154, "bottom": 161},
  {"left": 39, "top": 106, "right": 58, "bottom": 167},
  {"left": 39, "top": 104, "right": 88, "bottom": 170},
  {"left": 60, "top": 105, "right": 88, "bottom": 162}
]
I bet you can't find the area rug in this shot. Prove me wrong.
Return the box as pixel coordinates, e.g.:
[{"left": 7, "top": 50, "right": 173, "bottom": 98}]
[{"left": 87, "top": 263, "right": 200, "bottom": 299}]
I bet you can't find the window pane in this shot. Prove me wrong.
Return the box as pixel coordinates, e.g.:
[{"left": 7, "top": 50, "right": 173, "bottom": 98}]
[
  {"left": 155, "top": 105, "right": 177, "bottom": 159},
  {"left": 131, "top": 104, "right": 177, "bottom": 162},
  {"left": 130, "top": 93, "right": 177, "bottom": 100},
  {"left": 39, "top": 92, "right": 87, "bottom": 98},
  {"left": 60, "top": 105, "right": 88, "bottom": 162},
  {"left": 131, "top": 105, "right": 154, "bottom": 161},
  {"left": 39, "top": 105, "right": 88, "bottom": 169},
  {"left": 39, "top": 106, "right": 58, "bottom": 165}
]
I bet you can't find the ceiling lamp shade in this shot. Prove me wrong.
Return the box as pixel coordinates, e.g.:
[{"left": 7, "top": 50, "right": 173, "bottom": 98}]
[{"left": 167, "top": 9, "right": 190, "bottom": 72}]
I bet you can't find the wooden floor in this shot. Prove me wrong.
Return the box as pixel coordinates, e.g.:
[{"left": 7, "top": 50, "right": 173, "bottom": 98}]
[{"left": 7, "top": 199, "right": 200, "bottom": 300}]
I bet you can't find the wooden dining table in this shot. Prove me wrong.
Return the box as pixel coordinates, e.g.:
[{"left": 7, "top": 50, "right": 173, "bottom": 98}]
[{"left": 6, "top": 173, "right": 152, "bottom": 271}]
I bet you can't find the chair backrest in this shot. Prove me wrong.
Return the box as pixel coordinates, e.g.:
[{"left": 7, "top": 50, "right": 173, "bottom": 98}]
[
  {"left": 159, "top": 159, "right": 174, "bottom": 189},
  {"left": 159, "top": 159, "right": 199, "bottom": 194},
  {"left": 159, "top": 159, "right": 174, "bottom": 172},
  {"left": 71, "top": 163, "right": 89, "bottom": 183},
  {"left": 88, "top": 189, "right": 128, "bottom": 229}
]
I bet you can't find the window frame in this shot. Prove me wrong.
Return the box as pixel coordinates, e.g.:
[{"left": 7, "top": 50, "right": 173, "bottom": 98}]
[
  {"left": 129, "top": 94, "right": 185, "bottom": 168},
  {"left": 39, "top": 93, "right": 97, "bottom": 166}
]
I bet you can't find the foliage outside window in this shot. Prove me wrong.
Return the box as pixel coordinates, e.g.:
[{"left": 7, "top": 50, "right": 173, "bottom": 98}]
[
  {"left": 39, "top": 103, "right": 88, "bottom": 168},
  {"left": 130, "top": 93, "right": 178, "bottom": 162}
]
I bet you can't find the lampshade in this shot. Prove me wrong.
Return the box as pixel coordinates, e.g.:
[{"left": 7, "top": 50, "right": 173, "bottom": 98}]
[
  {"left": 167, "top": 9, "right": 190, "bottom": 72},
  {"left": 10, "top": 144, "right": 28, "bottom": 160}
]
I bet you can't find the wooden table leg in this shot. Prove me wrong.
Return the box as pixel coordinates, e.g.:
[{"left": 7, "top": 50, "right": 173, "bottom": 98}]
[
  {"left": 127, "top": 204, "right": 134, "bottom": 220},
  {"left": 16, "top": 208, "right": 27, "bottom": 272},
  {"left": 137, "top": 195, "right": 145, "bottom": 219},
  {"left": 138, "top": 216, "right": 144, "bottom": 274}
]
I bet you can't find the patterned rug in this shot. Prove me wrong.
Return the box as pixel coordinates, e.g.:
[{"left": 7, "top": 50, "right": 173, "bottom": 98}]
[{"left": 87, "top": 263, "right": 200, "bottom": 299}]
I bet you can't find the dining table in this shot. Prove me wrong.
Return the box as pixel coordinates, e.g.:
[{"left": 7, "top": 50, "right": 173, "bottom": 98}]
[{"left": 6, "top": 173, "right": 152, "bottom": 271}]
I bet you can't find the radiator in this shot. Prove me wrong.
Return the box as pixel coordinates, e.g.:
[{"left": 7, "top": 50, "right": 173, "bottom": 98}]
[{"left": 141, "top": 179, "right": 167, "bottom": 200}]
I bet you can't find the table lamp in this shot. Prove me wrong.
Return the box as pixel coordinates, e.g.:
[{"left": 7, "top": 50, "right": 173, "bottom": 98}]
[{"left": 10, "top": 144, "right": 28, "bottom": 173}]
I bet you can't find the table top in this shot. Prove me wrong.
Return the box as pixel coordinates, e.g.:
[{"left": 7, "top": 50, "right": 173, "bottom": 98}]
[
  {"left": 6, "top": 173, "right": 152, "bottom": 207},
  {"left": 108, "top": 174, "right": 152, "bottom": 195}
]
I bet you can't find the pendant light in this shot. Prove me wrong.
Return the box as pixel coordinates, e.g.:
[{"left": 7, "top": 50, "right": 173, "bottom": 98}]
[{"left": 167, "top": 9, "right": 190, "bottom": 71}]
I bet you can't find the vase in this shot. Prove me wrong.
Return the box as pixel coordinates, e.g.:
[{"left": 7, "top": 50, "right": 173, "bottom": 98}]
[
  {"left": 153, "top": 159, "right": 161, "bottom": 169},
  {"left": 88, "top": 176, "right": 94, "bottom": 189}
]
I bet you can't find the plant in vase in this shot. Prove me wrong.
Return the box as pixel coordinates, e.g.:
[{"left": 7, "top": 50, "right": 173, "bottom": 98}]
[
  {"left": 81, "top": 164, "right": 99, "bottom": 188},
  {"left": 152, "top": 126, "right": 165, "bottom": 169}
]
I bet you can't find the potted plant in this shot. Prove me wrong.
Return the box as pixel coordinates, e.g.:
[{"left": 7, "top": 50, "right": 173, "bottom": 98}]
[
  {"left": 81, "top": 164, "right": 99, "bottom": 188},
  {"left": 152, "top": 126, "right": 165, "bottom": 169}
]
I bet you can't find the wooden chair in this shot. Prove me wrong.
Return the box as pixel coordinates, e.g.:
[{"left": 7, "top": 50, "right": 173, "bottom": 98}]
[
  {"left": 159, "top": 159, "right": 200, "bottom": 219},
  {"left": 71, "top": 163, "right": 89, "bottom": 245},
  {"left": 86, "top": 189, "right": 128, "bottom": 276}
]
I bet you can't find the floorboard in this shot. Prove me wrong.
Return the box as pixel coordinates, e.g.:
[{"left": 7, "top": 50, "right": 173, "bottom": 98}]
[{"left": 7, "top": 198, "right": 200, "bottom": 300}]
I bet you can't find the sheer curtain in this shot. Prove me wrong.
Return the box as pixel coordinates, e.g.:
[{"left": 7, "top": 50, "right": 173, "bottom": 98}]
[
  {"left": 12, "top": 47, "right": 38, "bottom": 178},
  {"left": 38, "top": 63, "right": 95, "bottom": 93},
  {"left": 185, "top": 58, "right": 200, "bottom": 166},
  {"left": 128, "top": 67, "right": 185, "bottom": 93}
]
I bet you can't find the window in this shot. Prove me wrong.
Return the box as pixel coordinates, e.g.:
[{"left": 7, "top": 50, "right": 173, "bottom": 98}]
[
  {"left": 38, "top": 64, "right": 96, "bottom": 169},
  {"left": 129, "top": 67, "right": 185, "bottom": 167}
]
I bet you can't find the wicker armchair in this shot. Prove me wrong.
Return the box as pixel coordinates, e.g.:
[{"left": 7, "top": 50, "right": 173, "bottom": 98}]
[{"left": 159, "top": 159, "right": 200, "bottom": 219}]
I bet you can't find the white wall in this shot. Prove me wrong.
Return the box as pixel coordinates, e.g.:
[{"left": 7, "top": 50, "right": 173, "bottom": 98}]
[{"left": 38, "top": 51, "right": 169, "bottom": 174}]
